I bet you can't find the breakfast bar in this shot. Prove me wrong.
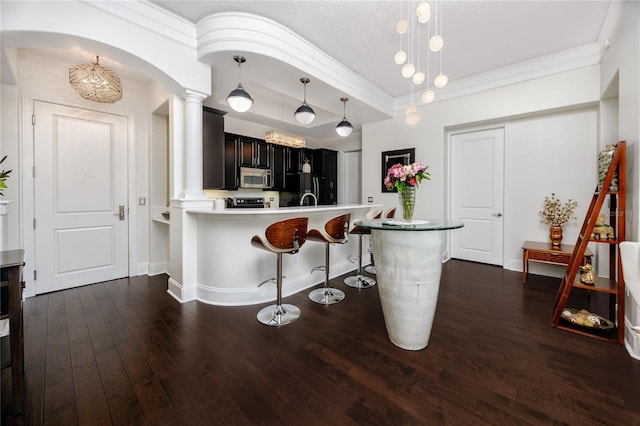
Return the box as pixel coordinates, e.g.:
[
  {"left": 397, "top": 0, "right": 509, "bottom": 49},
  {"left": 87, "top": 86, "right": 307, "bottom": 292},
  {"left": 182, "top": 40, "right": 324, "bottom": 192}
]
[{"left": 168, "top": 204, "right": 378, "bottom": 306}]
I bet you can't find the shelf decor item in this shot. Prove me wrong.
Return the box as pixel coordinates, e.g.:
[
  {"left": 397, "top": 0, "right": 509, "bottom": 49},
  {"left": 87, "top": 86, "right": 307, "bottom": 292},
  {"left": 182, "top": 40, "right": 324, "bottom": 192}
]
[
  {"left": 384, "top": 161, "right": 430, "bottom": 221},
  {"left": 598, "top": 144, "right": 618, "bottom": 191},
  {"left": 539, "top": 193, "right": 578, "bottom": 247}
]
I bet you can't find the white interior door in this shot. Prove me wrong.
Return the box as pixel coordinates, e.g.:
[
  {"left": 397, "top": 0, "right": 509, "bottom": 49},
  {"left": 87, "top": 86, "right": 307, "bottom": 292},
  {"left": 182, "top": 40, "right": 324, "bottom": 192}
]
[
  {"left": 451, "top": 128, "right": 504, "bottom": 265},
  {"left": 343, "top": 150, "right": 362, "bottom": 204},
  {"left": 34, "top": 101, "right": 128, "bottom": 294}
]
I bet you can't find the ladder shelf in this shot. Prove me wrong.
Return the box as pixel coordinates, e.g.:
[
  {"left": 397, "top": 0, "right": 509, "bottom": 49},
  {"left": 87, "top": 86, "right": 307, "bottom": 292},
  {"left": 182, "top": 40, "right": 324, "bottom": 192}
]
[{"left": 551, "top": 141, "right": 626, "bottom": 344}]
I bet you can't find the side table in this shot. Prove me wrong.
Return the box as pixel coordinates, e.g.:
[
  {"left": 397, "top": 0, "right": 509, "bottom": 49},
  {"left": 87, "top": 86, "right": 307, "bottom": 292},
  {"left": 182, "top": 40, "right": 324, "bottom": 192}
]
[
  {"left": 1, "top": 249, "right": 25, "bottom": 416},
  {"left": 522, "top": 241, "right": 592, "bottom": 283}
]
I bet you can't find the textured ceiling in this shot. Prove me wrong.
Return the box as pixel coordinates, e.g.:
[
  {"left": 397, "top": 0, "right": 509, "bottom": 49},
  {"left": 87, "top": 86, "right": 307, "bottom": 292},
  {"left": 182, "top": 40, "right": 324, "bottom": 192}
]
[{"left": 153, "top": 0, "right": 611, "bottom": 98}]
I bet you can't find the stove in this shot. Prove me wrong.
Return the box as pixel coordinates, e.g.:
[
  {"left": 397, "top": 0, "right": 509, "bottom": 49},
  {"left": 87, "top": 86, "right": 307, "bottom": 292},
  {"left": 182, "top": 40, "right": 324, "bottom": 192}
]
[{"left": 226, "top": 197, "right": 265, "bottom": 208}]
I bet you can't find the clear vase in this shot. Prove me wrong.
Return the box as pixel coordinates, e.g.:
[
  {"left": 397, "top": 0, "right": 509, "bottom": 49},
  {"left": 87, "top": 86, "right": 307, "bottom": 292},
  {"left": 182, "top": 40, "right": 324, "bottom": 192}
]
[{"left": 399, "top": 186, "right": 416, "bottom": 221}]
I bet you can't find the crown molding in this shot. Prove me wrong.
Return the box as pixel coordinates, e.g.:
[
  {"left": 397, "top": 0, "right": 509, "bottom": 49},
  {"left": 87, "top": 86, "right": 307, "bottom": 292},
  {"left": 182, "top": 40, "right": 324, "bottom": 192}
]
[
  {"left": 394, "top": 42, "right": 602, "bottom": 113},
  {"left": 84, "top": 0, "right": 196, "bottom": 48},
  {"left": 196, "top": 12, "right": 394, "bottom": 117}
]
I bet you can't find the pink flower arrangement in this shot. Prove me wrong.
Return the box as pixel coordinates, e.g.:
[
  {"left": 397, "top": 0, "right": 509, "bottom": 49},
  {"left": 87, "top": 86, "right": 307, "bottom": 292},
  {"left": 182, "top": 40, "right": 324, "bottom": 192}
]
[{"left": 384, "top": 161, "right": 430, "bottom": 192}]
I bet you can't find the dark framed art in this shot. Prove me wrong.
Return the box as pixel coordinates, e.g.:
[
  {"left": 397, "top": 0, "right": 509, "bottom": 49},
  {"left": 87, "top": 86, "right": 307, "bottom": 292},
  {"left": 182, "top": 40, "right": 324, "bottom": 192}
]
[{"left": 381, "top": 148, "right": 415, "bottom": 192}]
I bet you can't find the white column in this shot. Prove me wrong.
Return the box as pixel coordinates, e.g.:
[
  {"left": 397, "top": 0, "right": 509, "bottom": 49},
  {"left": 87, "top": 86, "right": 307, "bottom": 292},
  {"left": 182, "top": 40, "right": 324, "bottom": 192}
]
[
  {"left": 180, "top": 89, "right": 208, "bottom": 200},
  {"left": 168, "top": 90, "right": 213, "bottom": 302}
]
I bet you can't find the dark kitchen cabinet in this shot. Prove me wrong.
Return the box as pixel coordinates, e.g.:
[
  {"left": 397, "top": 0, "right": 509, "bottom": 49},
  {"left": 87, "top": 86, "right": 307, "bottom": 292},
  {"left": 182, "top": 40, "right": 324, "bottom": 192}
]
[
  {"left": 202, "top": 107, "right": 237, "bottom": 189},
  {"left": 239, "top": 136, "right": 270, "bottom": 169},
  {"left": 271, "top": 144, "right": 286, "bottom": 190},
  {"left": 314, "top": 148, "right": 338, "bottom": 205}
]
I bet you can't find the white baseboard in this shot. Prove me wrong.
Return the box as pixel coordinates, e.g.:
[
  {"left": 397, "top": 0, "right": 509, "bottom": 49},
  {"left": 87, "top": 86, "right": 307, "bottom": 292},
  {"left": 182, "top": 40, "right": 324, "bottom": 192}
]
[
  {"left": 148, "top": 261, "right": 168, "bottom": 276},
  {"left": 166, "top": 260, "right": 359, "bottom": 306}
]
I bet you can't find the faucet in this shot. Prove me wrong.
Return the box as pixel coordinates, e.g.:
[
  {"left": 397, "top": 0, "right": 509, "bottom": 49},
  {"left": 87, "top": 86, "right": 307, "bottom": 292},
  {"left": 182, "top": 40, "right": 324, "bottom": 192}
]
[{"left": 300, "top": 193, "right": 318, "bottom": 206}]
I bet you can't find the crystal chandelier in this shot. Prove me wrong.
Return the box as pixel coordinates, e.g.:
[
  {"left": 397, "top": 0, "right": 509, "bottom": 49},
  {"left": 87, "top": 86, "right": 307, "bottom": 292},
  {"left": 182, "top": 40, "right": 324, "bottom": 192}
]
[
  {"left": 265, "top": 130, "right": 306, "bottom": 148},
  {"left": 69, "top": 56, "right": 122, "bottom": 103}
]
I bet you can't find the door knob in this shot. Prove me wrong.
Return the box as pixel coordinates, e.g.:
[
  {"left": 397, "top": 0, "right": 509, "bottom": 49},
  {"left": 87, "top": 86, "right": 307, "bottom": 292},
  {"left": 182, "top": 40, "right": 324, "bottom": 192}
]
[{"left": 493, "top": 212, "right": 503, "bottom": 217}]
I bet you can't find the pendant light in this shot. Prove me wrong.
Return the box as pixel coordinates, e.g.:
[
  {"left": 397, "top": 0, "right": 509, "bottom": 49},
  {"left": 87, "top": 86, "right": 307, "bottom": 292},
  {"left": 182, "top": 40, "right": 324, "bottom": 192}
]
[
  {"left": 336, "top": 97, "right": 353, "bottom": 137},
  {"left": 226, "top": 55, "right": 253, "bottom": 112},
  {"left": 69, "top": 56, "right": 122, "bottom": 103},
  {"left": 294, "top": 78, "right": 316, "bottom": 124}
]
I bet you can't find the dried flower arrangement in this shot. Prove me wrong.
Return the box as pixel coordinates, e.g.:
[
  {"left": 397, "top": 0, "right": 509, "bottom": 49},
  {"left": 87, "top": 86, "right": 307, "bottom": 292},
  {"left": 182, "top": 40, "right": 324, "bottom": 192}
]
[{"left": 539, "top": 193, "right": 578, "bottom": 227}]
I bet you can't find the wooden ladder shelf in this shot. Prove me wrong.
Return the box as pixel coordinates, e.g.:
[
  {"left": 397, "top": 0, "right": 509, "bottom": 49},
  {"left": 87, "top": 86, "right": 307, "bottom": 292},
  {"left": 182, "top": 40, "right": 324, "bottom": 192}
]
[{"left": 551, "top": 141, "right": 626, "bottom": 343}]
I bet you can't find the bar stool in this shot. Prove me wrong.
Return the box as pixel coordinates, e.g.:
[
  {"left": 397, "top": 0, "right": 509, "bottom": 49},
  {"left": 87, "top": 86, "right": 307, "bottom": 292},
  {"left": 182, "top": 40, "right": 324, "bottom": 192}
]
[
  {"left": 307, "top": 214, "right": 350, "bottom": 304},
  {"left": 252, "top": 217, "right": 309, "bottom": 326},
  {"left": 365, "top": 208, "right": 396, "bottom": 274},
  {"left": 344, "top": 209, "right": 381, "bottom": 288}
]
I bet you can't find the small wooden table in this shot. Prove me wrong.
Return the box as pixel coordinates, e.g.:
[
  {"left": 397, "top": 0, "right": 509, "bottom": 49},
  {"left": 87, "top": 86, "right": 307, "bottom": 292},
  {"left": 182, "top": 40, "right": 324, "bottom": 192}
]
[
  {"left": 522, "top": 241, "right": 592, "bottom": 283},
  {"left": 1, "top": 249, "right": 25, "bottom": 416}
]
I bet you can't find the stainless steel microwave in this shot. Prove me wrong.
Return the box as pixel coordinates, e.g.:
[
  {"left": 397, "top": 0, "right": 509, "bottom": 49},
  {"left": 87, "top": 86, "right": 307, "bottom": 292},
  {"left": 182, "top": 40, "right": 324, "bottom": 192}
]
[{"left": 239, "top": 167, "right": 271, "bottom": 189}]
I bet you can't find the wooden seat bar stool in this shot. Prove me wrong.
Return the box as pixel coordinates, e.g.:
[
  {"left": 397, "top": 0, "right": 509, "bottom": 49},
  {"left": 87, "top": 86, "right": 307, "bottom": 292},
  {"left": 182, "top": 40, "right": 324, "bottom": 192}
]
[
  {"left": 344, "top": 209, "right": 381, "bottom": 288},
  {"left": 308, "top": 214, "right": 350, "bottom": 304},
  {"left": 365, "top": 208, "right": 396, "bottom": 275},
  {"left": 252, "top": 217, "right": 309, "bottom": 326}
]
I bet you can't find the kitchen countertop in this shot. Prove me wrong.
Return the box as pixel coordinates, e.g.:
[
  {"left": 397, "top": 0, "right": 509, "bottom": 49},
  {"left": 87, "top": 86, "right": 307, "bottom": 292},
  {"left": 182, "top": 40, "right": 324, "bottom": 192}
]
[{"left": 187, "top": 203, "right": 378, "bottom": 215}]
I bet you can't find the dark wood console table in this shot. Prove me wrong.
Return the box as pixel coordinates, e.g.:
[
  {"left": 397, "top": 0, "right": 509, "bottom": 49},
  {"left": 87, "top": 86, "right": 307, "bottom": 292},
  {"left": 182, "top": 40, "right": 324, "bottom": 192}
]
[
  {"left": 1, "top": 249, "right": 25, "bottom": 416},
  {"left": 522, "top": 241, "right": 592, "bottom": 283}
]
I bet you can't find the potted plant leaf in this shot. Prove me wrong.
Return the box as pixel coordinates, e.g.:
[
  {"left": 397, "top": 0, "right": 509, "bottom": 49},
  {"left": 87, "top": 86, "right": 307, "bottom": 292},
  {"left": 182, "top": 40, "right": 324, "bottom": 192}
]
[{"left": 0, "top": 155, "right": 12, "bottom": 215}]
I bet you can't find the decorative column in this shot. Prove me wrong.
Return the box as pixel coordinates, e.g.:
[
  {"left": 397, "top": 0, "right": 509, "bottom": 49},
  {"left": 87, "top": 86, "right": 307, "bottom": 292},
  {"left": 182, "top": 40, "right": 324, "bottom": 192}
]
[
  {"left": 168, "top": 89, "right": 213, "bottom": 303},
  {"left": 181, "top": 89, "right": 209, "bottom": 200}
]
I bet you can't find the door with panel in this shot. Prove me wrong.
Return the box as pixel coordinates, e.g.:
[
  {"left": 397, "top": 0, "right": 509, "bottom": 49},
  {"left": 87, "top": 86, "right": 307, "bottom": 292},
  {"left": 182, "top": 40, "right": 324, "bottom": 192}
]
[
  {"left": 33, "top": 101, "right": 129, "bottom": 293},
  {"left": 450, "top": 128, "right": 505, "bottom": 265}
]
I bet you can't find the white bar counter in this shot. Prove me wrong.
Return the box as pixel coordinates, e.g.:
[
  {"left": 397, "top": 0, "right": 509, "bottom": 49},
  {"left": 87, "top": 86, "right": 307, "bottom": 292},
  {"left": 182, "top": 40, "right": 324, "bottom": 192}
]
[{"left": 170, "top": 204, "right": 380, "bottom": 306}]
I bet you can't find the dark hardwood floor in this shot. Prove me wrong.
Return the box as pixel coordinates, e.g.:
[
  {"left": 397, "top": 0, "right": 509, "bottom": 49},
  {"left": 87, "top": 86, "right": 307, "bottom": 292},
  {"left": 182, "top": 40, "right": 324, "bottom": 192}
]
[{"left": 2, "top": 260, "right": 640, "bottom": 425}]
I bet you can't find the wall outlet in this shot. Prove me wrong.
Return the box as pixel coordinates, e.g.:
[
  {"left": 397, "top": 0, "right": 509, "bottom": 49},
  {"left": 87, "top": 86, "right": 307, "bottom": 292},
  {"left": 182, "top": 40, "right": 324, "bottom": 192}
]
[
  {"left": 367, "top": 196, "right": 373, "bottom": 203},
  {"left": 138, "top": 197, "right": 146, "bottom": 206}
]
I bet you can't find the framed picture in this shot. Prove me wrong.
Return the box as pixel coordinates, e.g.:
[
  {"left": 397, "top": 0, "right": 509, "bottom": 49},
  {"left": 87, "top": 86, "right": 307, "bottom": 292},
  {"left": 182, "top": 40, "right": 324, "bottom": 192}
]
[{"left": 381, "top": 148, "right": 415, "bottom": 192}]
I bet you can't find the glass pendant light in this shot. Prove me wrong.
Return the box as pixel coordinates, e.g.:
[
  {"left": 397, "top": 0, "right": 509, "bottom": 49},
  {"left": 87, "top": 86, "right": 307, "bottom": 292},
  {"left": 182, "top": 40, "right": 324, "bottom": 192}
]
[
  {"left": 294, "top": 77, "right": 316, "bottom": 124},
  {"left": 396, "top": 19, "right": 409, "bottom": 34},
  {"left": 416, "top": 2, "right": 431, "bottom": 24},
  {"left": 402, "top": 63, "right": 416, "bottom": 78},
  {"left": 412, "top": 71, "right": 425, "bottom": 85},
  {"left": 336, "top": 97, "right": 353, "bottom": 137},
  {"left": 434, "top": 73, "right": 448, "bottom": 88},
  {"left": 429, "top": 35, "right": 444, "bottom": 52},
  {"left": 422, "top": 89, "right": 435, "bottom": 104},
  {"left": 226, "top": 55, "right": 253, "bottom": 112},
  {"left": 394, "top": 50, "right": 408, "bottom": 65}
]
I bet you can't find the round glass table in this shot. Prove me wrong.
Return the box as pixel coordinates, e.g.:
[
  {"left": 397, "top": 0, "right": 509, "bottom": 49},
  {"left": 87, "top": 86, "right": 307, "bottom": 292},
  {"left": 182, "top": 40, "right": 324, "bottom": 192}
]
[{"left": 354, "top": 218, "right": 464, "bottom": 350}]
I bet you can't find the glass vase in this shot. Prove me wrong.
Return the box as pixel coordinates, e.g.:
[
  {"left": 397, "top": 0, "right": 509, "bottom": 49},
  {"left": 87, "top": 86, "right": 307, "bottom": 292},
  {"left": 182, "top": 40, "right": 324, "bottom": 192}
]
[{"left": 399, "top": 186, "right": 416, "bottom": 221}]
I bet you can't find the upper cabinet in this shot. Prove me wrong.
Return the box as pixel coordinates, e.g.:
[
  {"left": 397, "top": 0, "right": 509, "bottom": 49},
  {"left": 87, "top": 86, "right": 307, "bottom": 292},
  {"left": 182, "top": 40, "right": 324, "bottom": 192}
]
[
  {"left": 203, "top": 107, "right": 237, "bottom": 189},
  {"left": 238, "top": 136, "right": 270, "bottom": 169}
]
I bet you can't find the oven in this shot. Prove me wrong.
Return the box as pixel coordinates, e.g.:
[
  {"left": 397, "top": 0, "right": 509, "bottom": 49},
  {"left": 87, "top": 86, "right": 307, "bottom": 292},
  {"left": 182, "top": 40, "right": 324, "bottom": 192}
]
[{"left": 226, "top": 197, "right": 266, "bottom": 208}]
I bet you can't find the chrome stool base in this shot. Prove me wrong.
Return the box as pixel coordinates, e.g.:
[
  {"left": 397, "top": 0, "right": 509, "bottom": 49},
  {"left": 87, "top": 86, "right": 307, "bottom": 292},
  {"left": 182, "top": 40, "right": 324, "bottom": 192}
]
[
  {"left": 309, "top": 287, "right": 345, "bottom": 305},
  {"left": 257, "top": 303, "right": 301, "bottom": 326},
  {"left": 344, "top": 275, "right": 376, "bottom": 288},
  {"left": 364, "top": 265, "right": 376, "bottom": 274}
]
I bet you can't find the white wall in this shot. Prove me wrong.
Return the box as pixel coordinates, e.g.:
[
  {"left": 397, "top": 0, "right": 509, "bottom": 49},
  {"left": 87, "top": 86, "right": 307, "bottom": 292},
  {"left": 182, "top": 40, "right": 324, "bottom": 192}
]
[
  {"left": 0, "top": 83, "right": 20, "bottom": 250},
  {"left": 362, "top": 65, "right": 601, "bottom": 272},
  {"left": 504, "top": 108, "right": 597, "bottom": 274}
]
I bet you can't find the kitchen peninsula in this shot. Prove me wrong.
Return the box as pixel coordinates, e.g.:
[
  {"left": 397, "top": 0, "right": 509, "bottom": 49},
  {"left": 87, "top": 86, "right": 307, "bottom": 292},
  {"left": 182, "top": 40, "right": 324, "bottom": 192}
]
[{"left": 168, "top": 204, "right": 379, "bottom": 306}]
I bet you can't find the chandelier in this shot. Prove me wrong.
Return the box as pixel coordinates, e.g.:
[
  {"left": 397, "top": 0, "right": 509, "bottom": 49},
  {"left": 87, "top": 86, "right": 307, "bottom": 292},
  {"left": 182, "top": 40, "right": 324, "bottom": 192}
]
[
  {"left": 393, "top": 1, "right": 447, "bottom": 125},
  {"left": 265, "top": 130, "right": 306, "bottom": 148},
  {"left": 69, "top": 56, "right": 122, "bottom": 103}
]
